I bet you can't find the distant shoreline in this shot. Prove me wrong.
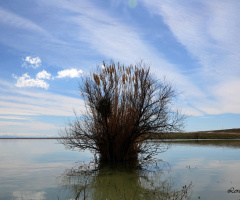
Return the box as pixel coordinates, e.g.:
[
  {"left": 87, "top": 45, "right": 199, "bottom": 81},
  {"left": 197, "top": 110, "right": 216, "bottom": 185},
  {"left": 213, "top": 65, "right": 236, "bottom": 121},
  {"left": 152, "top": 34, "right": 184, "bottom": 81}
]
[
  {"left": 1, "top": 128, "right": 240, "bottom": 140},
  {"left": 158, "top": 128, "right": 240, "bottom": 140}
]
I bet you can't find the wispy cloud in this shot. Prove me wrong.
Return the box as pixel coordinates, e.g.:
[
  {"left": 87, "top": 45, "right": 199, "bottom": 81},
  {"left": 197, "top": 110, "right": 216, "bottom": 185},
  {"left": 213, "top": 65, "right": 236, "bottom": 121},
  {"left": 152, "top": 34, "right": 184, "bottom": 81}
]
[
  {"left": 1, "top": 0, "right": 206, "bottom": 117},
  {"left": 0, "top": 7, "right": 48, "bottom": 35},
  {"left": 22, "top": 56, "right": 42, "bottom": 68},
  {"left": 0, "top": 79, "right": 85, "bottom": 136},
  {"left": 198, "top": 78, "right": 240, "bottom": 115},
  {"left": 141, "top": 0, "right": 240, "bottom": 76},
  {"left": 56, "top": 68, "right": 83, "bottom": 78},
  {"left": 0, "top": 6, "right": 64, "bottom": 66},
  {"left": 12, "top": 73, "right": 49, "bottom": 89},
  {"left": 39, "top": 0, "right": 205, "bottom": 114},
  {"left": 0, "top": 120, "right": 57, "bottom": 134},
  {"left": 38, "top": 0, "right": 162, "bottom": 64},
  {"left": 141, "top": 0, "right": 240, "bottom": 115},
  {"left": 0, "top": 79, "right": 84, "bottom": 117},
  {"left": 2, "top": 0, "right": 239, "bottom": 118},
  {"left": 0, "top": 115, "right": 32, "bottom": 120}
]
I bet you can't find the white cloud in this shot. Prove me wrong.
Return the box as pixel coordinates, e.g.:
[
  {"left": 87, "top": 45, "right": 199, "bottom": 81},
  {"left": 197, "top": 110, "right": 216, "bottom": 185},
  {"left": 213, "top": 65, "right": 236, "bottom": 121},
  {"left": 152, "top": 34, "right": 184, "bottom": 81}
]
[
  {"left": 56, "top": 68, "right": 83, "bottom": 78},
  {"left": 36, "top": 70, "right": 51, "bottom": 80},
  {"left": 13, "top": 73, "right": 49, "bottom": 90},
  {"left": 22, "top": 56, "right": 42, "bottom": 68}
]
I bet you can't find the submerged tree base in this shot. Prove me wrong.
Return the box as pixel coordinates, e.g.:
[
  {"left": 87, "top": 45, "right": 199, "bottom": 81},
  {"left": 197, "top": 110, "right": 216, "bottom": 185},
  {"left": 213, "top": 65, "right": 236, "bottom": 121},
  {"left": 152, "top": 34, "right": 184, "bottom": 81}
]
[{"left": 59, "top": 159, "right": 192, "bottom": 200}]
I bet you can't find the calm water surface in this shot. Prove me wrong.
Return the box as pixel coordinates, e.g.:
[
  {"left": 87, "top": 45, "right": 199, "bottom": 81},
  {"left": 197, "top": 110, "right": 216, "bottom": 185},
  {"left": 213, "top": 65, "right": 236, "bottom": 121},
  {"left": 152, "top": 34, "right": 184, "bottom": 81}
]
[{"left": 0, "top": 139, "right": 240, "bottom": 200}]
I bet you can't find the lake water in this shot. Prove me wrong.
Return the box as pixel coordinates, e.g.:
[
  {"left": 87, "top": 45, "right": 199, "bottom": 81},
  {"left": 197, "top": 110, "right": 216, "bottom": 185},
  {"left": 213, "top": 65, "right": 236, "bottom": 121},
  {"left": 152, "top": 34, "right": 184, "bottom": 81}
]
[{"left": 0, "top": 139, "right": 240, "bottom": 200}]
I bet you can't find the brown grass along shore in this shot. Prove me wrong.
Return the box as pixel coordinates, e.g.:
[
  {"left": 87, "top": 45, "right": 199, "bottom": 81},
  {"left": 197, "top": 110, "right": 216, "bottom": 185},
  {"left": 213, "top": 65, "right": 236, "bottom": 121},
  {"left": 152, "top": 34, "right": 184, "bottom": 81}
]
[{"left": 161, "top": 128, "right": 240, "bottom": 140}]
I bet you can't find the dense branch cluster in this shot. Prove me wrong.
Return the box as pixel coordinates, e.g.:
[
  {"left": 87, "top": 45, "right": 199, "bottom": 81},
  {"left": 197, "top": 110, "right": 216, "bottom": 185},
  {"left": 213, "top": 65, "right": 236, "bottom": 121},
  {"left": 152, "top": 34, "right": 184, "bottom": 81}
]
[{"left": 59, "top": 61, "right": 185, "bottom": 161}]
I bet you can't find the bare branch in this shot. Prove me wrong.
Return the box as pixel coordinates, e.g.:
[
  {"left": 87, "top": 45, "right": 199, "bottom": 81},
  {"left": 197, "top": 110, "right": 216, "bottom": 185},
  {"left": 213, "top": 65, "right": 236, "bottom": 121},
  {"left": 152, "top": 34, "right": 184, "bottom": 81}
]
[{"left": 59, "top": 61, "right": 185, "bottom": 161}]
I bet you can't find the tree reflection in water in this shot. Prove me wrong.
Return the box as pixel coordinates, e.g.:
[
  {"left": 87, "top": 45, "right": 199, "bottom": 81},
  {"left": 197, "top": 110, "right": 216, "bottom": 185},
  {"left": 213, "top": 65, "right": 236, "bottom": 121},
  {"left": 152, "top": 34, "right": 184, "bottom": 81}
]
[{"left": 58, "top": 160, "right": 192, "bottom": 200}]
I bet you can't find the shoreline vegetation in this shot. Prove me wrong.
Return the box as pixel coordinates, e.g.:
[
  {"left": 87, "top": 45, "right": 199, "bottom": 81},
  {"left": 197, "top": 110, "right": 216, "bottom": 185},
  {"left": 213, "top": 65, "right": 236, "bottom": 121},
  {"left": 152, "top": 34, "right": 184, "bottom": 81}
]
[
  {"left": 163, "top": 128, "right": 240, "bottom": 140},
  {"left": 1, "top": 129, "right": 240, "bottom": 140}
]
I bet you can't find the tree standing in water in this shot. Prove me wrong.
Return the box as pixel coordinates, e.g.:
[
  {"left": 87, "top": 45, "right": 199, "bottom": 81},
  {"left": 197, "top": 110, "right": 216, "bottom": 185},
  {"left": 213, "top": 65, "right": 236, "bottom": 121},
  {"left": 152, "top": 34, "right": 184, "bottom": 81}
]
[{"left": 59, "top": 61, "right": 185, "bottom": 161}]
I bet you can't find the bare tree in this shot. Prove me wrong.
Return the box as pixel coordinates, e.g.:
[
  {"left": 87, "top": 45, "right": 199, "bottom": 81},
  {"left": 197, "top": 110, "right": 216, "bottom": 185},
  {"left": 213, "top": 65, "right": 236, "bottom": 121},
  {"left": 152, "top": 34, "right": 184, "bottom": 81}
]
[{"left": 59, "top": 61, "right": 185, "bottom": 161}]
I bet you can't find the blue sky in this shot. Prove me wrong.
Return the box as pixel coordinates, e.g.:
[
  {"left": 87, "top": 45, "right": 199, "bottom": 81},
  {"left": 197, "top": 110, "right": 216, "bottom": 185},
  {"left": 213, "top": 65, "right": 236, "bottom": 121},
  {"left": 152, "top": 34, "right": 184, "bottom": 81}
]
[{"left": 0, "top": 0, "right": 240, "bottom": 137}]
